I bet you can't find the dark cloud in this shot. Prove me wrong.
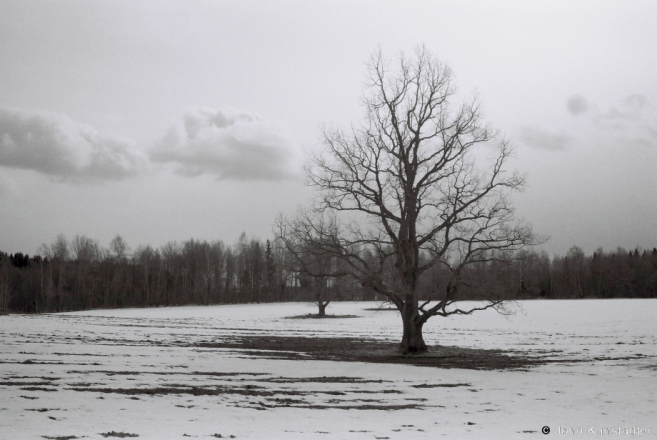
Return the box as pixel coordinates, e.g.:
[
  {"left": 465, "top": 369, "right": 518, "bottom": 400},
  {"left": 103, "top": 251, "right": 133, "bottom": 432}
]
[
  {"left": 567, "top": 95, "right": 588, "bottom": 115},
  {"left": 150, "top": 108, "right": 302, "bottom": 181},
  {"left": 596, "top": 95, "right": 656, "bottom": 142},
  {"left": 519, "top": 126, "right": 572, "bottom": 151},
  {"left": 0, "top": 108, "right": 147, "bottom": 182},
  {"left": 624, "top": 94, "right": 647, "bottom": 109},
  {"left": 600, "top": 94, "right": 648, "bottom": 122}
]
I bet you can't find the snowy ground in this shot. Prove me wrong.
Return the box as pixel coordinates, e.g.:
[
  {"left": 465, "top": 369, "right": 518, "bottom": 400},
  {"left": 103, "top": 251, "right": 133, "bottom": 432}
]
[{"left": 1, "top": 300, "right": 655, "bottom": 439}]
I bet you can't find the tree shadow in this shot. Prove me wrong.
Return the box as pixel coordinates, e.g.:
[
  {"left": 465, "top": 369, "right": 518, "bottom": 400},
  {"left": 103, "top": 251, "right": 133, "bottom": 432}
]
[{"left": 284, "top": 314, "right": 361, "bottom": 319}]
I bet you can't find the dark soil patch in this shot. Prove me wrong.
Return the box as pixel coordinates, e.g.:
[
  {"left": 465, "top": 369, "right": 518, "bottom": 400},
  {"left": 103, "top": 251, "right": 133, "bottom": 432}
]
[
  {"left": 67, "top": 385, "right": 349, "bottom": 397},
  {"left": 285, "top": 314, "right": 361, "bottom": 319},
  {"left": 411, "top": 383, "right": 472, "bottom": 388},
  {"left": 42, "top": 436, "right": 79, "bottom": 440},
  {"left": 0, "top": 360, "right": 66, "bottom": 365},
  {"left": 66, "top": 370, "right": 268, "bottom": 377},
  {"left": 196, "top": 336, "right": 555, "bottom": 370},
  {"left": 7, "top": 376, "right": 60, "bottom": 381},
  {"left": 347, "top": 390, "right": 402, "bottom": 394},
  {"left": 100, "top": 432, "right": 138, "bottom": 438},
  {"left": 252, "top": 401, "right": 423, "bottom": 410},
  {"left": 362, "top": 308, "right": 399, "bottom": 312},
  {"left": 20, "top": 387, "right": 58, "bottom": 392},
  {"left": 53, "top": 352, "right": 109, "bottom": 357},
  {"left": 257, "top": 376, "right": 391, "bottom": 384},
  {"left": 233, "top": 351, "right": 308, "bottom": 361}
]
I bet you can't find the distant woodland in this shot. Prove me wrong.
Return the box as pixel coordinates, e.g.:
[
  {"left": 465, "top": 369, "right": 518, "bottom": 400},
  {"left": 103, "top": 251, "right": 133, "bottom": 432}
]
[{"left": 1, "top": 233, "right": 656, "bottom": 313}]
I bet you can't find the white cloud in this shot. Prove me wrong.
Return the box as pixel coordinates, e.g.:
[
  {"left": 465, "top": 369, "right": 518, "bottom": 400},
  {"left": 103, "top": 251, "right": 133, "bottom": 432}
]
[
  {"left": 0, "top": 108, "right": 147, "bottom": 182},
  {"left": 150, "top": 108, "right": 302, "bottom": 181}
]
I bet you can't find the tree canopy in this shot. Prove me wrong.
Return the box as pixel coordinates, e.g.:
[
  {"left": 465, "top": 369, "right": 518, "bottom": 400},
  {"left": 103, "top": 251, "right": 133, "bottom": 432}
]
[{"left": 278, "top": 46, "right": 540, "bottom": 352}]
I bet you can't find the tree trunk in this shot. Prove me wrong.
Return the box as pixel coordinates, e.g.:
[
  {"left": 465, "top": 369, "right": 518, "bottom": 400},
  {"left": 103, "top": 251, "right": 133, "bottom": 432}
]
[
  {"left": 317, "top": 301, "right": 328, "bottom": 317},
  {"left": 400, "top": 302, "right": 427, "bottom": 353},
  {"left": 144, "top": 264, "right": 149, "bottom": 307}
]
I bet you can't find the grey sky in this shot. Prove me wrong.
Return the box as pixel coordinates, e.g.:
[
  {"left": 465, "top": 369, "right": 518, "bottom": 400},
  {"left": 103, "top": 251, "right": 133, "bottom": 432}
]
[{"left": 1, "top": 0, "right": 656, "bottom": 256}]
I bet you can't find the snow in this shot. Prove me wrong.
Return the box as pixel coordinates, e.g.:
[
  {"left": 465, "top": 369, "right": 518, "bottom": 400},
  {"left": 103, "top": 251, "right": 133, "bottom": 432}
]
[{"left": 1, "top": 300, "right": 655, "bottom": 439}]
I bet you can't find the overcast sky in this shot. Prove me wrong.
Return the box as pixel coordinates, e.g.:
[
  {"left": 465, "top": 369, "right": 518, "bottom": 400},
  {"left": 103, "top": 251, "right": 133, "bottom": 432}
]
[{"left": 1, "top": 0, "right": 656, "bottom": 257}]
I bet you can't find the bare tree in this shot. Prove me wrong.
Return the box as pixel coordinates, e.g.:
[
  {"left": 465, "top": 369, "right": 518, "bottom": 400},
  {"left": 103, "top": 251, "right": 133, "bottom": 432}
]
[
  {"left": 108, "top": 234, "right": 131, "bottom": 307},
  {"left": 0, "top": 253, "right": 10, "bottom": 313},
  {"left": 133, "top": 245, "right": 158, "bottom": 306},
  {"left": 33, "top": 235, "right": 70, "bottom": 312},
  {"left": 72, "top": 235, "right": 100, "bottom": 309},
  {"left": 159, "top": 241, "right": 181, "bottom": 306},
  {"left": 277, "top": 229, "right": 343, "bottom": 316},
  {"left": 278, "top": 46, "right": 539, "bottom": 352}
]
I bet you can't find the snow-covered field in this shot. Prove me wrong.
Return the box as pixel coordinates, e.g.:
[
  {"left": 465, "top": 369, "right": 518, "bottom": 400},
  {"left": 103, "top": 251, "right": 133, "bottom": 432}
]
[{"left": 1, "top": 300, "right": 655, "bottom": 439}]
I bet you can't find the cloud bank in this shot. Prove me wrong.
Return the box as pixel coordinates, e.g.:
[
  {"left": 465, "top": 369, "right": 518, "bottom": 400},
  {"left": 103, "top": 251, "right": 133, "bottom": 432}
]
[
  {"left": 594, "top": 94, "right": 657, "bottom": 146},
  {"left": 520, "top": 94, "right": 656, "bottom": 152},
  {"left": 0, "top": 108, "right": 147, "bottom": 182},
  {"left": 150, "top": 108, "right": 302, "bottom": 181}
]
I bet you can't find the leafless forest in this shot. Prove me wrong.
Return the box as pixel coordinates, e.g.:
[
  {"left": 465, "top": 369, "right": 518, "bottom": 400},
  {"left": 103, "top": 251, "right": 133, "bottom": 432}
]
[{"left": 1, "top": 233, "right": 655, "bottom": 314}]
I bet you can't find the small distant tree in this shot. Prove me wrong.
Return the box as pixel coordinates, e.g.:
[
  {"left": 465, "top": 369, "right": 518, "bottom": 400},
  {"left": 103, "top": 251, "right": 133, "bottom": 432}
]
[
  {"left": 71, "top": 235, "right": 100, "bottom": 309},
  {"left": 108, "top": 234, "right": 130, "bottom": 307},
  {"left": 160, "top": 241, "right": 181, "bottom": 306},
  {"left": 264, "top": 240, "right": 276, "bottom": 302},
  {"left": 41, "top": 234, "right": 70, "bottom": 311},
  {"left": 0, "top": 252, "right": 11, "bottom": 313},
  {"left": 133, "top": 245, "right": 158, "bottom": 306},
  {"left": 278, "top": 46, "right": 539, "bottom": 352},
  {"left": 277, "top": 224, "right": 346, "bottom": 317}
]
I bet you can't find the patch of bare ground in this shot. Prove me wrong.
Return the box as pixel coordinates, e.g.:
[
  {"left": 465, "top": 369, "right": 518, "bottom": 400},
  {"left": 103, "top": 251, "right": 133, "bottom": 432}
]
[
  {"left": 0, "top": 360, "right": 65, "bottom": 365},
  {"left": 6, "top": 376, "right": 60, "bottom": 381},
  {"left": 196, "top": 336, "right": 559, "bottom": 370},
  {"left": 52, "top": 352, "right": 109, "bottom": 357},
  {"left": 0, "top": 360, "right": 101, "bottom": 366},
  {"left": 249, "top": 401, "right": 423, "bottom": 410},
  {"left": 20, "top": 387, "right": 58, "bottom": 392},
  {"left": 66, "top": 385, "right": 351, "bottom": 397},
  {"left": 411, "top": 383, "right": 471, "bottom": 388},
  {"left": 0, "top": 381, "right": 57, "bottom": 386},
  {"left": 42, "top": 436, "right": 79, "bottom": 440},
  {"left": 100, "top": 432, "right": 138, "bottom": 438},
  {"left": 66, "top": 370, "right": 269, "bottom": 378},
  {"left": 284, "top": 314, "right": 361, "bottom": 319},
  {"left": 66, "top": 383, "right": 415, "bottom": 410},
  {"left": 256, "top": 376, "right": 391, "bottom": 384}
]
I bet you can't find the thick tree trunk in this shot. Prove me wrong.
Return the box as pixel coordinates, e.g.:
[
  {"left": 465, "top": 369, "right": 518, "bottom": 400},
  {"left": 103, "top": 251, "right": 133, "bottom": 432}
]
[
  {"left": 317, "top": 301, "right": 328, "bottom": 317},
  {"left": 400, "top": 301, "right": 427, "bottom": 353}
]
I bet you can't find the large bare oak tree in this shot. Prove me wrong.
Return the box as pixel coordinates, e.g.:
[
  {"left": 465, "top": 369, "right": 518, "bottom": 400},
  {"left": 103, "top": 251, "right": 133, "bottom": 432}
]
[{"left": 277, "top": 46, "right": 539, "bottom": 353}]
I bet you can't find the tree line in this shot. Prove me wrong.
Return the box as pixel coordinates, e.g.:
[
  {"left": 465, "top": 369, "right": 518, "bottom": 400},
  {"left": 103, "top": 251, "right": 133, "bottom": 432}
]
[
  {"left": 1, "top": 233, "right": 655, "bottom": 314},
  {"left": 511, "top": 246, "right": 657, "bottom": 300},
  {"left": 0, "top": 232, "right": 379, "bottom": 314}
]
